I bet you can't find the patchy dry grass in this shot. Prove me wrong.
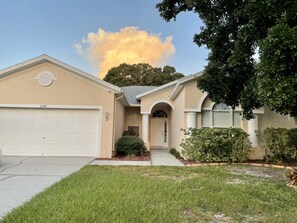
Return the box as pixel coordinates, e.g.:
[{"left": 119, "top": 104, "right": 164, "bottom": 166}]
[{"left": 1, "top": 165, "right": 297, "bottom": 223}]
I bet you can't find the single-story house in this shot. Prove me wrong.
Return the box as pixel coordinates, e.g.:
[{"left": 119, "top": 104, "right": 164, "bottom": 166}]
[{"left": 0, "top": 55, "right": 296, "bottom": 159}]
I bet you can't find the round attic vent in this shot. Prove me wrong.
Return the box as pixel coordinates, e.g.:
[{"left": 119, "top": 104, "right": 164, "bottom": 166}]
[{"left": 37, "top": 71, "right": 54, "bottom": 87}]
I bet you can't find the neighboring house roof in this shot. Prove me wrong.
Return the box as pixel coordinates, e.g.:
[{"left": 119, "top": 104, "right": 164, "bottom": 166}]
[
  {"left": 122, "top": 86, "right": 157, "bottom": 106},
  {"left": 136, "top": 71, "right": 204, "bottom": 99},
  {"left": 0, "top": 54, "right": 122, "bottom": 93}
]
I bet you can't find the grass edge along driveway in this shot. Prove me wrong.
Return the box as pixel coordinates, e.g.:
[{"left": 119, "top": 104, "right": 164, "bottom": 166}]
[{"left": 1, "top": 165, "right": 297, "bottom": 223}]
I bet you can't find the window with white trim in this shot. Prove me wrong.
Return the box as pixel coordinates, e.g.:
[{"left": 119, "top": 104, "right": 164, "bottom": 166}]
[
  {"left": 202, "top": 102, "right": 241, "bottom": 128},
  {"left": 151, "top": 110, "right": 168, "bottom": 118}
]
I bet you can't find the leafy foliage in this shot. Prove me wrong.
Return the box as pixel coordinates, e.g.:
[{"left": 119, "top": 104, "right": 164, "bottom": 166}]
[
  {"left": 116, "top": 136, "right": 145, "bottom": 156},
  {"left": 263, "top": 128, "right": 297, "bottom": 163},
  {"left": 156, "top": 0, "right": 297, "bottom": 119},
  {"left": 103, "top": 63, "right": 184, "bottom": 87},
  {"left": 169, "top": 148, "right": 181, "bottom": 158},
  {"left": 122, "top": 129, "right": 139, "bottom": 137},
  {"left": 181, "top": 128, "right": 251, "bottom": 163},
  {"left": 257, "top": 22, "right": 297, "bottom": 117}
]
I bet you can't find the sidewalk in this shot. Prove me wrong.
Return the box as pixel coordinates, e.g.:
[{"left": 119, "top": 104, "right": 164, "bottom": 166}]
[
  {"left": 150, "top": 149, "right": 184, "bottom": 166},
  {"left": 90, "top": 149, "right": 184, "bottom": 166}
]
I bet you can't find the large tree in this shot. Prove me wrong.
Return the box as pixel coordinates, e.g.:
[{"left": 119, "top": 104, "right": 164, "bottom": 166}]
[
  {"left": 103, "top": 63, "right": 184, "bottom": 87},
  {"left": 156, "top": 0, "right": 297, "bottom": 119}
]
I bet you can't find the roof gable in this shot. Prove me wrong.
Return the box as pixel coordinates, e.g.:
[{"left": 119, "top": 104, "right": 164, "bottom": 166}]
[
  {"left": 136, "top": 71, "right": 203, "bottom": 99},
  {"left": 0, "top": 54, "right": 121, "bottom": 93}
]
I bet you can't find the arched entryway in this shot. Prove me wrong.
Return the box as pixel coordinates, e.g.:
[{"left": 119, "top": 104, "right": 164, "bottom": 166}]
[
  {"left": 149, "top": 102, "right": 173, "bottom": 149},
  {"left": 150, "top": 110, "right": 169, "bottom": 147}
]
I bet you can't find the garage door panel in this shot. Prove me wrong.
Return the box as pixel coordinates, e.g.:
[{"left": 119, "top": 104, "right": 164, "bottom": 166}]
[
  {"left": 71, "top": 134, "right": 84, "bottom": 142},
  {"left": 72, "top": 122, "right": 84, "bottom": 130},
  {"left": 57, "top": 134, "right": 72, "bottom": 142},
  {"left": 45, "top": 134, "right": 59, "bottom": 142},
  {"left": 32, "top": 121, "right": 46, "bottom": 129},
  {"left": 3, "top": 145, "right": 25, "bottom": 155},
  {"left": 85, "top": 122, "right": 98, "bottom": 130},
  {"left": 30, "top": 145, "right": 43, "bottom": 155},
  {"left": 85, "top": 134, "right": 98, "bottom": 142},
  {"left": 46, "top": 121, "right": 60, "bottom": 129},
  {"left": 0, "top": 108, "right": 100, "bottom": 157},
  {"left": 59, "top": 122, "right": 73, "bottom": 130}
]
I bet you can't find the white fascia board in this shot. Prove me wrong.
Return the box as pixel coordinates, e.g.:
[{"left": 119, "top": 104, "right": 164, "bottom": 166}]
[
  {"left": 136, "top": 71, "right": 204, "bottom": 99},
  {"left": 136, "top": 79, "right": 179, "bottom": 99},
  {"left": 0, "top": 54, "right": 122, "bottom": 93},
  {"left": 129, "top": 104, "right": 141, "bottom": 107},
  {"left": 169, "top": 84, "right": 184, "bottom": 100}
]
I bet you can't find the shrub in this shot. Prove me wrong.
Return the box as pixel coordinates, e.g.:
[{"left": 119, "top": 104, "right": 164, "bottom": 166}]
[
  {"left": 122, "top": 129, "right": 139, "bottom": 137},
  {"left": 180, "top": 128, "right": 251, "bottom": 163},
  {"left": 263, "top": 128, "right": 297, "bottom": 163},
  {"left": 116, "top": 136, "right": 145, "bottom": 156},
  {"left": 169, "top": 148, "right": 181, "bottom": 158}
]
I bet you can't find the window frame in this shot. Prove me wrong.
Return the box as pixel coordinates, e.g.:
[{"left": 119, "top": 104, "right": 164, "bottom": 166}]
[{"left": 202, "top": 102, "right": 242, "bottom": 128}]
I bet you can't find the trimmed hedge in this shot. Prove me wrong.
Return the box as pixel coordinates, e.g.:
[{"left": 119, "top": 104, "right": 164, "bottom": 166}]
[
  {"left": 263, "top": 128, "right": 297, "bottom": 163},
  {"left": 116, "top": 136, "right": 145, "bottom": 156},
  {"left": 181, "top": 128, "right": 251, "bottom": 163},
  {"left": 122, "top": 129, "right": 139, "bottom": 137},
  {"left": 169, "top": 148, "right": 181, "bottom": 159}
]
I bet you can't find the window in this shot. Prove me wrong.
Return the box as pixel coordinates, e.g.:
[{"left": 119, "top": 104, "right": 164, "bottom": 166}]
[
  {"left": 202, "top": 103, "right": 241, "bottom": 128},
  {"left": 151, "top": 110, "right": 168, "bottom": 118},
  {"left": 127, "top": 112, "right": 140, "bottom": 126},
  {"left": 128, "top": 126, "right": 139, "bottom": 136}
]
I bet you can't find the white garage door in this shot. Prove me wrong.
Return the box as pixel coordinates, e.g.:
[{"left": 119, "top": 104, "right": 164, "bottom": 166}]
[{"left": 0, "top": 108, "right": 101, "bottom": 157}]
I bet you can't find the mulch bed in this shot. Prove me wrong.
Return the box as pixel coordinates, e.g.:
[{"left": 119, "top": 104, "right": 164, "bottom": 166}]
[
  {"left": 96, "top": 152, "right": 151, "bottom": 161},
  {"left": 178, "top": 157, "right": 297, "bottom": 169}
]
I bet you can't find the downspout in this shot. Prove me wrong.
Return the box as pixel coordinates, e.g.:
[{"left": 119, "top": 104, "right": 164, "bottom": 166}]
[{"left": 112, "top": 91, "right": 124, "bottom": 156}]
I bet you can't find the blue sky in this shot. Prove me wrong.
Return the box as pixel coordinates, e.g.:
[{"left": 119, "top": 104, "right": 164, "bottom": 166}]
[{"left": 0, "top": 0, "right": 208, "bottom": 76}]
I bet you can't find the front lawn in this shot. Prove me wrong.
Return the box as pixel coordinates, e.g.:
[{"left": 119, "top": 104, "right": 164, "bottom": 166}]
[{"left": 1, "top": 165, "right": 297, "bottom": 223}]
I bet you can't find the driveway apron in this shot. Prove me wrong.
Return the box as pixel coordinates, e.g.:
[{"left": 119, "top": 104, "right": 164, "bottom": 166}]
[{"left": 0, "top": 156, "right": 94, "bottom": 218}]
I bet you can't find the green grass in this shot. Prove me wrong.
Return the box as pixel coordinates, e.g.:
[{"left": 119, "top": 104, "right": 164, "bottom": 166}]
[{"left": 1, "top": 165, "right": 297, "bottom": 223}]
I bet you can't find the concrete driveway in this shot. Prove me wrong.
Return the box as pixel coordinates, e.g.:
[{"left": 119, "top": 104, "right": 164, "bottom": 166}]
[{"left": 0, "top": 156, "right": 94, "bottom": 217}]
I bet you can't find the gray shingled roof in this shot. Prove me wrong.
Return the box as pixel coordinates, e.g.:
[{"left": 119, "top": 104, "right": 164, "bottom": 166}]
[{"left": 122, "top": 86, "right": 156, "bottom": 106}]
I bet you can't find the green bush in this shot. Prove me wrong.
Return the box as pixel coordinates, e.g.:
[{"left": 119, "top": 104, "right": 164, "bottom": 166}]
[
  {"left": 180, "top": 128, "right": 251, "bottom": 163},
  {"left": 122, "top": 129, "right": 139, "bottom": 137},
  {"left": 263, "top": 128, "right": 297, "bottom": 163},
  {"left": 169, "top": 148, "right": 181, "bottom": 158},
  {"left": 116, "top": 136, "right": 145, "bottom": 156}
]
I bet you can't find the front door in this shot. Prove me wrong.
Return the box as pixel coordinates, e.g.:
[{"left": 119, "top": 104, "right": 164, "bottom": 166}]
[{"left": 150, "top": 118, "right": 168, "bottom": 147}]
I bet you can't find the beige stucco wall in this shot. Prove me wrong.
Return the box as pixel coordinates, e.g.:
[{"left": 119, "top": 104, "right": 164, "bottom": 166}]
[
  {"left": 184, "top": 81, "right": 205, "bottom": 109},
  {"left": 0, "top": 61, "right": 116, "bottom": 158},
  {"left": 258, "top": 107, "right": 297, "bottom": 132},
  {"left": 251, "top": 107, "right": 297, "bottom": 159},
  {"left": 140, "top": 87, "right": 174, "bottom": 113},
  {"left": 114, "top": 99, "right": 125, "bottom": 147},
  {"left": 201, "top": 96, "right": 213, "bottom": 108},
  {"left": 170, "top": 89, "right": 186, "bottom": 152},
  {"left": 125, "top": 107, "right": 142, "bottom": 136}
]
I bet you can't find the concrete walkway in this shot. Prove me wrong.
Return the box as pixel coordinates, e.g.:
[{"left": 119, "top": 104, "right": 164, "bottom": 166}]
[
  {"left": 150, "top": 149, "right": 184, "bottom": 166},
  {"left": 0, "top": 156, "right": 94, "bottom": 217},
  {"left": 90, "top": 149, "right": 184, "bottom": 166}
]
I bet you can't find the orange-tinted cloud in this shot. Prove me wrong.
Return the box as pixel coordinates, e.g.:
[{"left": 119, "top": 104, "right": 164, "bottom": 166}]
[{"left": 75, "top": 26, "right": 175, "bottom": 78}]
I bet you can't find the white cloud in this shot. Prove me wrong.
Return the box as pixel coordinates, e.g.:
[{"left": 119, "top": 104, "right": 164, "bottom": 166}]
[{"left": 75, "top": 26, "right": 175, "bottom": 78}]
